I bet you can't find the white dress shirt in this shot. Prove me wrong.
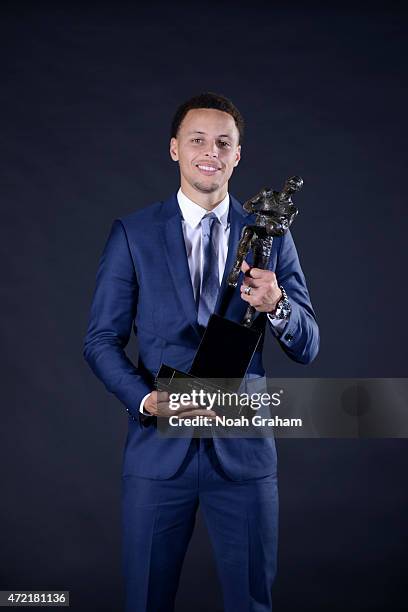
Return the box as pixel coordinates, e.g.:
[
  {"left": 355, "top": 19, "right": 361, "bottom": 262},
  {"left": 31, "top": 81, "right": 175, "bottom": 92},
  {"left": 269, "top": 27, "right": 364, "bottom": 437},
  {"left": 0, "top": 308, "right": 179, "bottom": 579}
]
[
  {"left": 139, "top": 188, "right": 288, "bottom": 414},
  {"left": 177, "top": 187, "right": 230, "bottom": 302}
]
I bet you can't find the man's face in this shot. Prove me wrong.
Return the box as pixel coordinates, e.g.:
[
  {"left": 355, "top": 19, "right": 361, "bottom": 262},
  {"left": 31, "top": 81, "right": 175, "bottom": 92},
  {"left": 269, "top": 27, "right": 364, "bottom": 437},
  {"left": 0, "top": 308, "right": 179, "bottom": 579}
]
[{"left": 169, "top": 108, "right": 241, "bottom": 198}]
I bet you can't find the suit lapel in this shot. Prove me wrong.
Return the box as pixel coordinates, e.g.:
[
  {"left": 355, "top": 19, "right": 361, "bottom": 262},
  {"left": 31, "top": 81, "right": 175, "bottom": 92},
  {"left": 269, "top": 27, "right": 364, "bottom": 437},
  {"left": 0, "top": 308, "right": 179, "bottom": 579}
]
[{"left": 161, "top": 194, "right": 202, "bottom": 339}]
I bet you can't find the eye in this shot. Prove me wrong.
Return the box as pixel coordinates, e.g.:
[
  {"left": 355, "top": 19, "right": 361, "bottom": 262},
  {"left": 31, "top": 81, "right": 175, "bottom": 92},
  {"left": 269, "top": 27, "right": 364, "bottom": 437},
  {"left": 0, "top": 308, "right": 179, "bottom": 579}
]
[
  {"left": 219, "top": 141, "right": 231, "bottom": 148},
  {"left": 191, "top": 138, "right": 203, "bottom": 143}
]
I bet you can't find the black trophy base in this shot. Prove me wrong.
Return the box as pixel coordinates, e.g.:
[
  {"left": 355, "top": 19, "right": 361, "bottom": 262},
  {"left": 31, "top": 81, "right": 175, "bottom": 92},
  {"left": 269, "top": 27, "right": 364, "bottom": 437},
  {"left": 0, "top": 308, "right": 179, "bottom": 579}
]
[{"left": 156, "top": 314, "right": 262, "bottom": 394}]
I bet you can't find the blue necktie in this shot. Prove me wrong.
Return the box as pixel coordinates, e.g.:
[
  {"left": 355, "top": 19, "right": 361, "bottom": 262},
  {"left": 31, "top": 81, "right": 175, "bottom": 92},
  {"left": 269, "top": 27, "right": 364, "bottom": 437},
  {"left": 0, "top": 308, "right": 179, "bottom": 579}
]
[{"left": 197, "top": 212, "right": 220, "bottom": 327}]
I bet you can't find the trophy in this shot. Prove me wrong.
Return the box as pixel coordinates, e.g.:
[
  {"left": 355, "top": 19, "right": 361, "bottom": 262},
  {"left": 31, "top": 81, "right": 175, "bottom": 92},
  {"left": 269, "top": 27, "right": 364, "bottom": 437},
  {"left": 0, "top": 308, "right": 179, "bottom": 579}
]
[
  {"left": 155, "top": 176, "right": 303, "bottom": 397},
  {"left": 227, "top": 175, "right": 302, "bottom": 326}
]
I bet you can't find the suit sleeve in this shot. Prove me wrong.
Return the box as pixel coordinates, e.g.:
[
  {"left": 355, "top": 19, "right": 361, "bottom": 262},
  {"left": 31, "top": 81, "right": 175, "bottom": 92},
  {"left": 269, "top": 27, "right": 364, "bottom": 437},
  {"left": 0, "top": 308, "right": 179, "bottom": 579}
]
[
  {"left": 269, "top": 229, "right": 320, "bottom": 364},
  {"left": 83, "top": 219, "right": 152, "bottom": 421}
]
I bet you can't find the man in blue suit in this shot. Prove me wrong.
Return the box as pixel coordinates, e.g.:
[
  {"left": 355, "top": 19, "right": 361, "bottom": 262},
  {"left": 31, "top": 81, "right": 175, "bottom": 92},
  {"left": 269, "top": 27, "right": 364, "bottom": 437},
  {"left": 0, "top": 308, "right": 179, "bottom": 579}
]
[{"left": 84, "top": 92, "right": 319, "bottom": 611}]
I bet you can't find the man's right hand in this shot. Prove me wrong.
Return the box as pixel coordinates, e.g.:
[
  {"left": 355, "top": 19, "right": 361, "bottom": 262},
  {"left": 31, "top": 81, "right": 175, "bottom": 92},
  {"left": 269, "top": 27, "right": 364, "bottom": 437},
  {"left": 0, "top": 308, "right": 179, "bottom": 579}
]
[{"left": 144, "top": 391, "right": 216, "bottom": 419}]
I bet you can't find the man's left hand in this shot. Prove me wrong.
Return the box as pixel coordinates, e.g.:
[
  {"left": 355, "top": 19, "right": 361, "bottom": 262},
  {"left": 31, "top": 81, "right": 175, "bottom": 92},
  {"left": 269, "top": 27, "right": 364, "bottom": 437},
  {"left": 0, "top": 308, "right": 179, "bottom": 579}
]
[{"left": 239, "top": 260, "right": 282, "bottom": 314}]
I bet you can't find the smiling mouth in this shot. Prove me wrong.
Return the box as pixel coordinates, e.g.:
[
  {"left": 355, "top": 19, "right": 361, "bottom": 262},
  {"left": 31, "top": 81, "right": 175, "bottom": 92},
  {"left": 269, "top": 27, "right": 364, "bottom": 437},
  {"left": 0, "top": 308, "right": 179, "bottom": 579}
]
[{"left": 196, "top": 164, "right": 220, "bottom": 175}]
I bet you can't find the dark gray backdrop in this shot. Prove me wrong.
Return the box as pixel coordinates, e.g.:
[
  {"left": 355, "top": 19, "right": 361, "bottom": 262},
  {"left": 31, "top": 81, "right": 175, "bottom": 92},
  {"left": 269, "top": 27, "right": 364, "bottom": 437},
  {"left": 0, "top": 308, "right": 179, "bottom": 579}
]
[{"left": 1, "top": 2, "right": 407, "bottom": 611}]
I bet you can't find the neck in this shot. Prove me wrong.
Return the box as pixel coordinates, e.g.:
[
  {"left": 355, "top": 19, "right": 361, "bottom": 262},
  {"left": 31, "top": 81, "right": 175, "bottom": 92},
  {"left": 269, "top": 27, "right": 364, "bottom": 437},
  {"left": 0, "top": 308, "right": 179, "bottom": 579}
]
[{"left": 180, "top": 181, "right": 228, "bottom": 211}]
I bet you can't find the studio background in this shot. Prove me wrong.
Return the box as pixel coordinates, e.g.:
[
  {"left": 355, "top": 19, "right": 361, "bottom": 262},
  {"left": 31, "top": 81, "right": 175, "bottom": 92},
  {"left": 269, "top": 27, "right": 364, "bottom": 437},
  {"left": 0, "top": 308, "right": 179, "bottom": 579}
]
[{"left": 1, "top": 2, "right": 407, "bottom": 611}]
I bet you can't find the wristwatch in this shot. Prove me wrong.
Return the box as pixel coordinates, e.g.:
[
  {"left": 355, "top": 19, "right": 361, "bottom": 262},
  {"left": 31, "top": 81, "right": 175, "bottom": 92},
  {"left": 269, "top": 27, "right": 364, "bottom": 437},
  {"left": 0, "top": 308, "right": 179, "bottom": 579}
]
[{"left": 269, "top": 285, "right": 291, "bottom": 321}]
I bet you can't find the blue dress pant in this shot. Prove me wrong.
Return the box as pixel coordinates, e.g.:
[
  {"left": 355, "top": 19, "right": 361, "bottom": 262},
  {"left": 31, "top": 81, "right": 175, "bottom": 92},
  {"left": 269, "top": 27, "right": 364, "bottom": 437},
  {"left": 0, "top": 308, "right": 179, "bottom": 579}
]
[{"left": 121, "top": 437, "right": 278, "bottom": 612}]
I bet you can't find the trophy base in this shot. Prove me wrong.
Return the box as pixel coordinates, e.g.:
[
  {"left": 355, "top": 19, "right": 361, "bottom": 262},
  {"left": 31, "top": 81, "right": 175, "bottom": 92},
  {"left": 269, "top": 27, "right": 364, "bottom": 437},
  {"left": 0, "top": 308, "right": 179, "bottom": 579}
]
[{"left": 156, "top": 314, "right": 262, "bottom": 394}]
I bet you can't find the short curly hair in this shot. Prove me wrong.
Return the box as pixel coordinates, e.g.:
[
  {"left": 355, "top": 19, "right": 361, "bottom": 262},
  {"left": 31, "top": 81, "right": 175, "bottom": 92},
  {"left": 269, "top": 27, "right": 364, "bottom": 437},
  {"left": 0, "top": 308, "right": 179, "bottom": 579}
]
[{"left": 170, "top": 92, "right": 244, "bottom": 144}]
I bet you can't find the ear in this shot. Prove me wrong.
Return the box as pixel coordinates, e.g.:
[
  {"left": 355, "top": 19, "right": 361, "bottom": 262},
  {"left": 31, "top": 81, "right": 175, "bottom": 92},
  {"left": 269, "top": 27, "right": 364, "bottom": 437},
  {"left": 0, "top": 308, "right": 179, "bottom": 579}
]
[
  {"left": 169, "top": 137, "right": 179, "bottom": 161},
  {"left": 234, "top": 144, "right": 241, "bottom": 167}
]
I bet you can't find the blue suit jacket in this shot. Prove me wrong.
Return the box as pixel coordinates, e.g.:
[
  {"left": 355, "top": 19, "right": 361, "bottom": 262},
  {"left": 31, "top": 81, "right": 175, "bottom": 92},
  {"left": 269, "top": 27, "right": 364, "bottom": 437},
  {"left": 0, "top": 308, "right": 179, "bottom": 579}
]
[{"left": 83, "top": 192, "right": 319, "bottom": 480}]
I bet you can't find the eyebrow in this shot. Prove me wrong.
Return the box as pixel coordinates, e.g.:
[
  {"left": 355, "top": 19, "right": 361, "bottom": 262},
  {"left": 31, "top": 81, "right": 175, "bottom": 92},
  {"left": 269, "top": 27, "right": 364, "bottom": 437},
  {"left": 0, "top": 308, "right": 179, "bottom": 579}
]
[{"left": 188, "top": 130, "right": 233, "bottom": 139}]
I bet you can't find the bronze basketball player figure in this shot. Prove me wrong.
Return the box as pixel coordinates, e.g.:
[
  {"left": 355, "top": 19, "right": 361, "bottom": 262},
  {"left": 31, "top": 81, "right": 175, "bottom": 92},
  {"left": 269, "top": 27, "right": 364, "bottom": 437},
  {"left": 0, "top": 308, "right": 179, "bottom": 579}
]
[{"left": 227, "top": 175, "right": 303, "bottom": 327}]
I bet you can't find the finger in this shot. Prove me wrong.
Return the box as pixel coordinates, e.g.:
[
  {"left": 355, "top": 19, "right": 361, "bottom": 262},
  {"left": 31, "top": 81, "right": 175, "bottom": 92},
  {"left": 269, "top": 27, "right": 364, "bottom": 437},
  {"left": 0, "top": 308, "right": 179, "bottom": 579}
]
[
  {"left": 241, "top": 287, "right": 259, "bottom": 304},
  {"left": 241, "top": 284, "right": 268, "bottom": 298},
  {"left": 155, "top": 390, "right": 169, "bottom": 402},
  {"left": 245, "top": 267, "right": 270, "bottom": 280},
  {"left": 240, "top": 260, "right": 251, "bottom": 274},
  {"left": 240, "top": 292, "right": 254, "bottom": 304},
  {"left": 173, "top": 402, "right": 204, "bottom": 414},
  {"left": 240, "top": 292, "right": 263, "bottom": 308},
  {"left": 176, "top": 410, "right": 217, "bottom": 419},
  {"left": 157, "top": 398, "right": 173, "bottom": 409},
  {"left": 240, "top": 286, "right": 258, "bottom": 300},
  {"left": 241, "top": 278, "right": 262, "bottom": 290}
]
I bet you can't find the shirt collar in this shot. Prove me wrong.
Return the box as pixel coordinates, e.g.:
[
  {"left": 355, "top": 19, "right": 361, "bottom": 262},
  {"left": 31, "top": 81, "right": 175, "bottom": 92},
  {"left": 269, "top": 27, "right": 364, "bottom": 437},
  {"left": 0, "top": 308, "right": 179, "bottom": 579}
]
[{"left": 177, "top": 187, "right": 230, "bottom": 229}]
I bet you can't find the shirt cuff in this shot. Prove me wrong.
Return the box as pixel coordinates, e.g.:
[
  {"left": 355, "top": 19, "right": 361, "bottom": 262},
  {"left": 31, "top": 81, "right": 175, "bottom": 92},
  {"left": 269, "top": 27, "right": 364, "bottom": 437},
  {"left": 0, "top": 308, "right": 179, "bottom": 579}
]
[
  {"left": 139, "top": 393, "right": 153, "bottom": 415},
  {"left": 267, "top": 313, "right": 289, "bottom": 336}
]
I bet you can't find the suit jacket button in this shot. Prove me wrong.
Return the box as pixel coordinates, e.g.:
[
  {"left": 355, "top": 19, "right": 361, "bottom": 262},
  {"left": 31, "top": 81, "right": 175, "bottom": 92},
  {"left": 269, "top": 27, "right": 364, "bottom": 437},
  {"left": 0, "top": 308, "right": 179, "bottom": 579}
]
[{"left": 285, "top": 333, "right": 293, "bottom": 342}]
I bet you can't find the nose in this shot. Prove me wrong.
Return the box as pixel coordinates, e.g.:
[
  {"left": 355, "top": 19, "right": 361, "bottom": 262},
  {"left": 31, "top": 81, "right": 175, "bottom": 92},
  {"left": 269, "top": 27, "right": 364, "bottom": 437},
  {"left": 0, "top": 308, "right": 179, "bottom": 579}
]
[{"left": 204, "top": 140, "right": 219, "bottom": 158}]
